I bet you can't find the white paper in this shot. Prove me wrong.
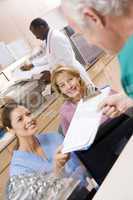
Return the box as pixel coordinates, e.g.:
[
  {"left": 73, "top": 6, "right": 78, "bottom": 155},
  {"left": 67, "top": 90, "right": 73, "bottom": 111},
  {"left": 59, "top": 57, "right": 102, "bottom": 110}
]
[{"left": 62, "top": 87, "right": 111, "bottom": 153}]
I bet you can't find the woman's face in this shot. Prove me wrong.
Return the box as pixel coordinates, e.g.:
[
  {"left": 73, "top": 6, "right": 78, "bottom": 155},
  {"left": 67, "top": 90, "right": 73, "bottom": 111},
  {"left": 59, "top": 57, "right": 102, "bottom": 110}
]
[
  {"left": 56, "top": 71, "right": 81, "bottom": 100},
  {"left": 10, "top": 106, "right": 37, "bottom": 137}
]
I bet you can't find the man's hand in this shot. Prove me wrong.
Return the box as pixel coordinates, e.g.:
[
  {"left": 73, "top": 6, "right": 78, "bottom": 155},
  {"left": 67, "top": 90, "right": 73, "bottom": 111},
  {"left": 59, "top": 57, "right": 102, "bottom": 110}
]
[
  {"left": 99, "top": 93, "right": 133, "bottom": 118},
  {"left": 54, "top": 146, "right": 70, "bottom": 175},
  {"left": 20, "top": 64, "right": 33, "bottom": 71}
]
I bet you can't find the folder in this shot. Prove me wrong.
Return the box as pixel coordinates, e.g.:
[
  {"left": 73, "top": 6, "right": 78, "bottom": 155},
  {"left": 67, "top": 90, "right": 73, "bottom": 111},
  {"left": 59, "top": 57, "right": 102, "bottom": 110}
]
[{"left": 62, "top": 87, "right": 111, "bottom": 153}]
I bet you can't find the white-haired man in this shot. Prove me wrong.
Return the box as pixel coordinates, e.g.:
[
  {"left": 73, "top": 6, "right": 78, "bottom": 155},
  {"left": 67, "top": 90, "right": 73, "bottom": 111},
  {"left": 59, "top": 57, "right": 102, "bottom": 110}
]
[{"left": 62, "top": 0, "right": 133, "bottom": 118}]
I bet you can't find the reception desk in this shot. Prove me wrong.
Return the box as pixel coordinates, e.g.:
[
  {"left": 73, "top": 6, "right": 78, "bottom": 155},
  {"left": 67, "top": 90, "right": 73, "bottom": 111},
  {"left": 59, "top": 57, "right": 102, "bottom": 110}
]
[{"left": 93, "top": 135, "right": 133, "bottom": 200}]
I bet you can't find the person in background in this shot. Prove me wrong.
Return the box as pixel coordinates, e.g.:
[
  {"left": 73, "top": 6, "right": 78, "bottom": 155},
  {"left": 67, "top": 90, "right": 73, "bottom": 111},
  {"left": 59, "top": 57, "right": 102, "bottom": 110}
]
[
  {"left": 29, "top": 18, "right": 95, "bottom": 91},
  {"left": 51, "top": 65, "right": 133, "bottom": 184},
  {"left": 61, "top": 0, "right": 133, "bottom": 118},
  {"left": 0, "top": 101, "right": 82, "bottom": 177}
]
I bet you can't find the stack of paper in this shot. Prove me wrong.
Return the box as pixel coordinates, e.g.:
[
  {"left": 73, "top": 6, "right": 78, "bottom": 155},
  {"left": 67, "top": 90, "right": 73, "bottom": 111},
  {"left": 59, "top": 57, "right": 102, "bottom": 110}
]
[{"left": 62, "top": 87, "right": 111, "bottom": 153}]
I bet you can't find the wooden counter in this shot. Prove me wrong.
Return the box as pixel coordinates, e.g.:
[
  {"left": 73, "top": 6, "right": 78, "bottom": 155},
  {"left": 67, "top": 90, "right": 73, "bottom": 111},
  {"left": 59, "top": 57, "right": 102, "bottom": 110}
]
[{"left": 93, "top": 136, "right": 133, "bottom": 200}]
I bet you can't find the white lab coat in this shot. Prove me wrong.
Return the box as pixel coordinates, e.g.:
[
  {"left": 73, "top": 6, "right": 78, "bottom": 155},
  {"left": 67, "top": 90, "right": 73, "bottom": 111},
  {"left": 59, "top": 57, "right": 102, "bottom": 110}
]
[{"left": 33, "top": 29, "right": 94, "bottom": 86}]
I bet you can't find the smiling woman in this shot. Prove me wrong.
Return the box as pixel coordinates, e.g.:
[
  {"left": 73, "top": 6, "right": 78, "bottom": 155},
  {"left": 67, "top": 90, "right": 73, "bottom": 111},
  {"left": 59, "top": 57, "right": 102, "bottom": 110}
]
[
  {"left": 2, "top": 105, "right": 37, "bottom": 138},
  {"left": 52, "top": 65, "right": 86, "bottom": 101},
  {"left": 51, "top": 65, "right": 133, "bottom": 185},
  {"left": 0, "top": 101, "right": 84, "bottom": 178}
]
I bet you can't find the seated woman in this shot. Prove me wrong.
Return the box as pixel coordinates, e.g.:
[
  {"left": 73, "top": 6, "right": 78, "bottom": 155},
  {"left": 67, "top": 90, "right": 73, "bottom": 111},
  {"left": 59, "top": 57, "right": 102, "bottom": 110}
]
[
  {"left": 1, "top": 101, "right": 82, "bottom": 177},
  {"left": 51, "top": 65, "right": 133, "bottom": 184}
]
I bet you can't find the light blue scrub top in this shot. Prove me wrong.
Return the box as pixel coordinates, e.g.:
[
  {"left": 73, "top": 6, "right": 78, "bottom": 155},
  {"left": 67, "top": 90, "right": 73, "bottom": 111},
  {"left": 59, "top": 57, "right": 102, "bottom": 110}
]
[{"left": 10, "top": 133, "right": 81, "bottom": 177}]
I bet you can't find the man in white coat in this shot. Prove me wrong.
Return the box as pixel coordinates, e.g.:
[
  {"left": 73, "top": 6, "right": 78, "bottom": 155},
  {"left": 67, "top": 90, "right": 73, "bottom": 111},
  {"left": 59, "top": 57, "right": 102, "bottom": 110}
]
[{"left": 29, "top": 18, "right": 95, "bottom": 89}]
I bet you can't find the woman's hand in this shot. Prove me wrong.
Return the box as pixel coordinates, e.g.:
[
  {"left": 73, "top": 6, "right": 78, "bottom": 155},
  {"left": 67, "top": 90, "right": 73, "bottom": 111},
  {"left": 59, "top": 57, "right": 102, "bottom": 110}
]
[
  {"left": 54, "top": 146, "right": 70, "bottom": 175},
  {"left": 98, "top": 93, "right": 133, "bottom": 118}
]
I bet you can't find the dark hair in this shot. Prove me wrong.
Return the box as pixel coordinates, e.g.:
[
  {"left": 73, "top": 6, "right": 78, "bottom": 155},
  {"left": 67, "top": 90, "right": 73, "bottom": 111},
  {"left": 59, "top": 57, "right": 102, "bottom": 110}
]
[
  {"left": 30, "top": 18, "right": 49, "bottom": 30},
  {"left": 1, "top": 102, "right": 18, "bottom": 129}
]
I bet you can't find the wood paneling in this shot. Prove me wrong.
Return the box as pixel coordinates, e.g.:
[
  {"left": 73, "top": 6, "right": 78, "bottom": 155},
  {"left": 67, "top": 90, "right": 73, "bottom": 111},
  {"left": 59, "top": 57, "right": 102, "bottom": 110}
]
[
  {"left": 88, "top": 55, "right": 122, "bottom": 92},
  {"left": 36, "top": 97, "right": 63, "bottom": 133},
  {"left": 0, "top": 166, "right": 9, "bottom": 200},
  {"left": 0, "top": 149, "right": 11, "bottom": 174},
  {"left": 43, "top": 115, "right": 60, "bottom": 132}
]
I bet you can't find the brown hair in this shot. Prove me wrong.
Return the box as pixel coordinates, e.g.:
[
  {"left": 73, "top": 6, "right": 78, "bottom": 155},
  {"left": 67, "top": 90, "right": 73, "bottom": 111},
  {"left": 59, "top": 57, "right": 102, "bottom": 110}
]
[
  {"left": 0, "top": 98, "right": 19, "bottom": 151},
  {"left": 0, "top": 97, "right": 17, "bottom": 128},
  {"left": 1, "top": 102, "right": 18, "bottom": 129},
  {"left": 51, "top": 65, "right": 87, "bottom": 100}
]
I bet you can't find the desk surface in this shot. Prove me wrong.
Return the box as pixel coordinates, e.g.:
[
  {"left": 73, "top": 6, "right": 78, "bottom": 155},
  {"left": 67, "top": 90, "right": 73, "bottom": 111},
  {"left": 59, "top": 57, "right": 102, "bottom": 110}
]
[{"left": 93, "top": 135, "right": 133, "bottom": 200}]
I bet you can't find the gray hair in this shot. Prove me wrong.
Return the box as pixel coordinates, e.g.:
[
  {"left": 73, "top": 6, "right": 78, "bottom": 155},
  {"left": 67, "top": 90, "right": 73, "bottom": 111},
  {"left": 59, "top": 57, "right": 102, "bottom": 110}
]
[{"left": 62, "top": 0, "right": 129, "bottom": 27}]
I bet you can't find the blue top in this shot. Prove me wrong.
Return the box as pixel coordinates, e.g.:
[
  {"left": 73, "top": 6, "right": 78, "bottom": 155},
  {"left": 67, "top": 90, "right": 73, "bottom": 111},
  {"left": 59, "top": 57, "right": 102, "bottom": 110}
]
[
  {"left": 118, "top": 35, "right": 133, "bottom": 98},
  {"left": 10, "top": 132, "right": 82, "bottom": 177}
]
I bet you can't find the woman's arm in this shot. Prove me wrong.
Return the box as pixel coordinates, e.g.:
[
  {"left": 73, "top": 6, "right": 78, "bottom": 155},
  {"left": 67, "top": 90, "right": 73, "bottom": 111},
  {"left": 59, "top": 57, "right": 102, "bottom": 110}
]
[
  {"left": 60, "top": 114, "right": 70, "bottom": 135},
  {"left": 53, "top": 145, "right": 70, "bottom": 175}
]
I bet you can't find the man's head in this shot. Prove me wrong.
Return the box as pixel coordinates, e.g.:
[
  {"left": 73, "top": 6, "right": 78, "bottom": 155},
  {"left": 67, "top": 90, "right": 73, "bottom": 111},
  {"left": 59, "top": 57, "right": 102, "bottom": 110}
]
[
  {"left": 30, "top": 18, "right": 49, "bottom": 41},
  {"left": 62, "top": 0, "right": 132, "bottom": 54}
]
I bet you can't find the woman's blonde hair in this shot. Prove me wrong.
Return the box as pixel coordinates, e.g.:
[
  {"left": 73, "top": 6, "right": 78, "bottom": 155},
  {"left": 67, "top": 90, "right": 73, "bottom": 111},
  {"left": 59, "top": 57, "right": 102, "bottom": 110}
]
[{"left": 51, "top": 65, "right": 87, "bottom": 100}]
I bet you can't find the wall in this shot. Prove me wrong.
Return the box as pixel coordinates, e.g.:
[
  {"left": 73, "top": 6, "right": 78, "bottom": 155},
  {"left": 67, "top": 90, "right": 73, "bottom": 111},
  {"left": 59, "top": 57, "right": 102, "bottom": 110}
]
[{"left": 0, "top": 0, "right": 68, "bottom": 48}]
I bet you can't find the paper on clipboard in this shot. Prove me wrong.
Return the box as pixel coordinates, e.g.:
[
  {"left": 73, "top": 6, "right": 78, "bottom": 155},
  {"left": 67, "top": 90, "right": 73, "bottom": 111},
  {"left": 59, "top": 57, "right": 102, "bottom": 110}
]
[{"left": 62, "top": 87, "right": 111, "bottom": 154}]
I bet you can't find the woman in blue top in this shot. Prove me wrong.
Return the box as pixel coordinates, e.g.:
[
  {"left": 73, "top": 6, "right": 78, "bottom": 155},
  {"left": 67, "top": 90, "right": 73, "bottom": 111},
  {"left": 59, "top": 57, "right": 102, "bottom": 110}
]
[{"left": 1, "top": 101, "right": 81, "bottom": 177}]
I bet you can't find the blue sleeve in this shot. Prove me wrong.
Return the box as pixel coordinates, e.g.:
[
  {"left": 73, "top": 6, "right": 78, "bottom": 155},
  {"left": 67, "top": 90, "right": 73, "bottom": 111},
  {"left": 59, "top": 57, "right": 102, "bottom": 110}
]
[
  {"left": 65, "top": 153, "right": 87, "bottom": 181},
  {"left": 67, "top": 152, "right": 81, "bottom": 171}
]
